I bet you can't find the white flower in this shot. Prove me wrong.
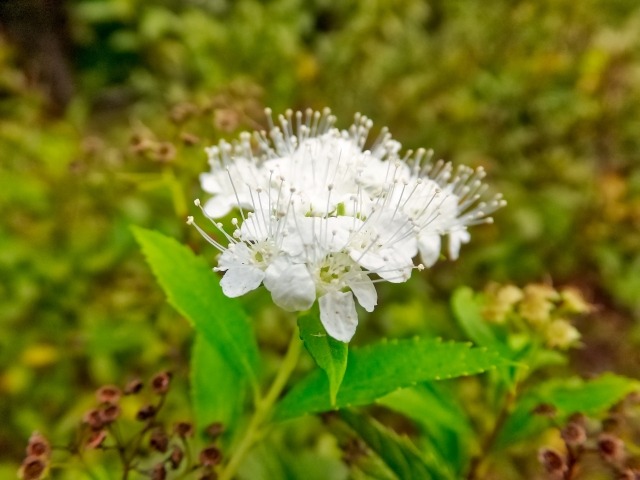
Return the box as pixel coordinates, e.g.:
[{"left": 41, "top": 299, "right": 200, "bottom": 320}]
[{"left": 189, "top": 108, "right": 504, "bottom": 342}]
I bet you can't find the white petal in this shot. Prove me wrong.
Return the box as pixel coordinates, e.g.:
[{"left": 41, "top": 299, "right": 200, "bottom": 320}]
[
  {"left": 220, "top": 266, "right": 265, "bottom": 297},
  {"left": 347, "top": 274, "right": 377, "bottom": 312},
  {"left": 264, "top": 257, "right": 316, "bottom": 312},
  {"left": 418, "top": 233, "right": 441, "bottom": 267},
  {"left": 217, "top": 243, "right": 253, "bottom": 270},
  {"left": 352, "top": 248, "right": 413, "bottom": 283},
  {"left": 200, "top": 172, "right": 223, "bottom": 194},
  {"left": 203, "top": 196, "right": 234, "bottom": 219},
  {"left": 448, "top": 229, "right": 471, "bottom": 260},
  {"left": 319, "top": 291, "right": 358, "bottom": 343}
]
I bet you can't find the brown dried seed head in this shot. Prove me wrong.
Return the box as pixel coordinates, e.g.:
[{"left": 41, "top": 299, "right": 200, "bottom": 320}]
[
  {"left": 124, "top": 378, "right": 143, "bottom": 395},
  {"left": 18, "top": 456, "right": 47, "bottom": 480},
  {"left": 83, "top": 409, "right": 105, "bottom": 430},
  {"left": 170, "top": 446, "right": 184, "bottom": 470},
  {"left": 598, "top": 433, "right": 625, "bottom": 464},
  {"left": 170, "top": 103, "right": 197, "bottom": 124},
  {"left": 99, "top": 404, "right": 121, "bottom": 424},
  {"left": 136, "top": 404, "right": 157, "bottom": 421},
  {"left": 532, "top": 403, "right": 557, "bottom": 417},
  {"left": 151, "top": 371, "right": 172, "bottom": 395},
  {"left": 199, "top": 446, "right": 222, "bottom": 466},
  {"left": 538, "top": 448, "right": 567, "bottom": 475},
  {"left": 150, "top": 429, "right": 169, "bottom": 453},
  {"left": 174, "top": 421, "right": 194, "bottom": 438},
  {"left": 155, "top": 142, "right": 176, "bottom": 162},
  {"left": 150, "top": 463, "right": 167, "bottom": 480},
  {"left": 620, "top": 468, "right": 640, "bottom": 480},
  {"left": 85, "top": 430, "right": 107, "bottom": 449},
  {"left": 567, "top": 412, "right": 586, "bottom": 425},
  {"left": 180, "top": 132, "right": 200, "bottom": 146},
  {"left": 96, "top": 385, "right": 122, "bottom": 404},
  {"left": 204, "top": 422, "right": 225, "bottom": 439},
  {"left": 26, "top": 432, "right": 50, "bottom": 459},
  {"left": 561, "top": 422, "right": 587, "bottom": 447}
]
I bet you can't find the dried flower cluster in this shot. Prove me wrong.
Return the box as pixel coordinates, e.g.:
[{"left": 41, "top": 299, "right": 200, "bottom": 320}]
[
  {"left": 190, "top": 108, "right": 504, "bottom": 341},
  {"left": 19, "top": 372, "right": 224, "bottom": 480},
  {"left": 537, "top": 394, "right": 640, "bottom": 479},
  {"left": 481, "top": 283, "right": 590, "bottom": 349}
]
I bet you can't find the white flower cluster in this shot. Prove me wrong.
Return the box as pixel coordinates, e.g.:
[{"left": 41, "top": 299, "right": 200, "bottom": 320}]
[{"left": 189, "top": 109, "right": 505, "bottom": 342}]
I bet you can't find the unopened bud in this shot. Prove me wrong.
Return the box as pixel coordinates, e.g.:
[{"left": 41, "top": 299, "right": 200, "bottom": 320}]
[
  {"left": 560, "top": 287, "right": 591, "bottom": 314},
  {"left": 544, "top": 319, "right": 581, "bottom": 349}
]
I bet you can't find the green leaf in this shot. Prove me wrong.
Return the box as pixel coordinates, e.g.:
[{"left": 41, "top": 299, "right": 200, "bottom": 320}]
[
  {"left": 274, "top": 337, "right": 510, "bottom": 421},
  {"left": 451, "top": 287, "right": 510, "bottom": 358},
  {"left": 132, "top": 227, "right": 259, "bottom": 388},
  {"left": 378, "top": 383, "right": 474, "bottom": 473},
  {"left": 497, "top": 374, "right": 640, "bottom": 448},
  {"left": 298, "top": 308, "right": 348, "bottom": 406},
  {"left": 340, "top": 410, "right": 452, "bottom": 480},
  {"left": 191, "top": 334, "right": 246, "bottom": 435}
]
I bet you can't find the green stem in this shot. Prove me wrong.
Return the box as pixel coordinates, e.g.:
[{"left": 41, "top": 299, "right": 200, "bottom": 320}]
[{"left": 219, "top": 327, "right": 302, "bottom": 480}]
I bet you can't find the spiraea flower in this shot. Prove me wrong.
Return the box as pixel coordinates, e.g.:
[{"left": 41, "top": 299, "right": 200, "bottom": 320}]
[{"left": 189, "top": 108, "right": 505, "bottom": 342}]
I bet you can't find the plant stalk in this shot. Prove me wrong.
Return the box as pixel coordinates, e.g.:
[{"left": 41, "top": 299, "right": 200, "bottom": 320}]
[{"left": 219, "top": 327, "right": 302, "bottom": 480}]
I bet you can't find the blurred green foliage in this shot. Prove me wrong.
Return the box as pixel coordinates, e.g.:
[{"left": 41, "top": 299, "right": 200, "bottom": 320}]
[{"left": 2, "top": 0, "right": 640, "bottom": 477}]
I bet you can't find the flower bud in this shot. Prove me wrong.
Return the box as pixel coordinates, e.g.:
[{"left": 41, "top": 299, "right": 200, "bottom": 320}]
[
  {"left": 544, "top": 319, "right": 581, "bottom": 349},
  {"left": 560, "top": 287, "right": 591, "bottom": 314},
  {"left": 520, "top": 284, "right": 558, "bottom": 325}
]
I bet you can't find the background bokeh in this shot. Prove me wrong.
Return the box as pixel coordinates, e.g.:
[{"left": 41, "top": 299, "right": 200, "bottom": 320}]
[{"left": 2, "top": 0, "right": 640, "bottom": 476}]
